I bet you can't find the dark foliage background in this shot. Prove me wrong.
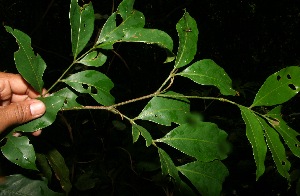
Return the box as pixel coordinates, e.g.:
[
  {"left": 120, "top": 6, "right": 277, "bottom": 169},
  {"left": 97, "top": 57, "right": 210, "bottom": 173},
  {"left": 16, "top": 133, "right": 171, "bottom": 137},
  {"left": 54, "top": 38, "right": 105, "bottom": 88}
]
[{"left": 1, "top": 0, "right": 300, "bottom": 195}]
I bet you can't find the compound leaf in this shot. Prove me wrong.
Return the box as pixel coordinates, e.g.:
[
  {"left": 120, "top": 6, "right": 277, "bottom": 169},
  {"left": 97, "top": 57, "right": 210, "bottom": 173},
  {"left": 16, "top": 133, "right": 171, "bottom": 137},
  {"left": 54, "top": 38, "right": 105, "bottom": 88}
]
[
  {"left": 251, "top": 66, "right": 300, "bottom": 107},
  {"left": 62, "top": 70, "right": 115, "bottom": 106},
  {"left": 239, "top": 106, "right": 267, "bottom": 180},
  {"left": 132, "top": 124, "right": 152, "bottom": 147},
  {"left": 177, "top": 160, "right": 229, "bottom": 196},
  {"left": 175, "top": 11, "right": 198, "bottom": 68},
  {"left": 78, "top": 51, "right": 107, "bottom": 67},
  {"left": 177, "top": 59, "right": 236, "bottom": 96},
  {"left": 70, "top": 0, "right": 94, "bottom": 58},
  {"left": 5, "top": 26, "right": 46, "bottom": 94},
  {"left": 156, "top": 123, "right": 230, "bottom": 162},
  {"left": 137, "top": 91, "right": 190, "bottom": 126},
  {"left": 1, "top": 135, "right": 37, "bottom": 170}
]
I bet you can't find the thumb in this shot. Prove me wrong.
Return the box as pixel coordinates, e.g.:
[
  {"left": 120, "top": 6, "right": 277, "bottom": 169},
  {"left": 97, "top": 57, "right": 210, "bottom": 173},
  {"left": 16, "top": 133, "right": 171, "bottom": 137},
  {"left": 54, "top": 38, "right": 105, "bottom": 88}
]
[{"left": 0, "top": 99, "right": 46, "bottom": 132}]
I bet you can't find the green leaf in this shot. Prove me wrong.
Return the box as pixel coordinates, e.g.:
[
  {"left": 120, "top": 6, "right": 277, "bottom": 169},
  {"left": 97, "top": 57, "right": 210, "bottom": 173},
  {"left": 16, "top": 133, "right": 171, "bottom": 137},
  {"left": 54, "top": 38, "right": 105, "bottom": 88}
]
[
  {"left": 158, "top": 147, "right": 181, "bottom": 182},
  {"left": 5, "top": 26, "right": 46, "bottom": 93},
  {"left": 137, "top": 91, "right": 190, "bottom": 126},
  {"left": 251, "top": 66, "right": 300, "bottom": 107},
  {"left": 177, "top": 59, "right": 236, "bottom": 96},
  {"left": 13, "top": 96, "right": 65, "bottom": 132},
  {"left": 156, "top": 123, "right": 230, "bottom": 161},
  {"left": 62, "top": 70, "right": 115, "bottom": 106},
  {"left": 175, "top": 11, "right": 198, "bottom": 68},
  {"left": 117, "top": 0, "right": 135, "bottom": 19},
  {"left": 177, "top": 160, "right": 229, "bottom": 196},
  {"left": 256, "top": 116, "right": 291, "bottom": 180},
  {"left": 266, "top": 106, "right": 300, "bottom": 158},
  {"left": 131, "top": 124, "right": 152, "bottom": 147},
  {"left": 70, "top": 0, "right": 94, "bottom": 58},
  {"left": 46, "top": 148, "right": 72, "bottom": 193},
  {"left": 78, "top": 51, "right": 107, "bottom": 67},
  {"left": 0, "top": 174, "right": 63, "bottom": 196},
  {"left": 239, "top": 106, "right": 267, "bottom": 180},
  {"left": 52, "top": 87, "right": 82, "bottom": 109},
  {"left": 121, "top": 28, "right": 173, "bottom": 52},
  {"left": 1, "top": 135, "right": 37, "bottom": 170}
]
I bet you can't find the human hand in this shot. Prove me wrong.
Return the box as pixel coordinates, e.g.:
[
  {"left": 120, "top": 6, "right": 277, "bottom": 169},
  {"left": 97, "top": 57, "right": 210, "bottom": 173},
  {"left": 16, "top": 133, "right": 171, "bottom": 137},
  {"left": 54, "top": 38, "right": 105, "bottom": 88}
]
[{"left": 0, "top": 72, "right": 46, "bottom": 135}]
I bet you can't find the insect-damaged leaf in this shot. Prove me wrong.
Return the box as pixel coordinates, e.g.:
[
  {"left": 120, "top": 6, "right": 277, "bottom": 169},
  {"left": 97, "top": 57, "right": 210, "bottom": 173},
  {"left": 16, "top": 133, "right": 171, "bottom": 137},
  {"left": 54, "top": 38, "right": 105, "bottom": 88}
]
[
  {"left": 52, "top": 87, "right": 82, "bottom": 110},
  {"left": 70, "top": 0, "right": 94, "bottom": 58},
  {"left": 78, "top": 51, "right": 107, "bottom": 67},
  {"left": 137, "top": 91, "right": 190, "bottom": 126},
  {"left": 156, "top": 122, "right": 230, "bottom": 162},
  {"left": 251, "top": 66, "right": 300, "bottom": 107},
  {"left": 131, "top": 124, "right": 152, "bottom": 147},
  {"left": 5, "top": 26, "right": 46, "bottom": 94},
  {"left": 62, "top": 70, "right": 115, "bottom": 106},
  {"left": 177, "top": 59, "right": 236, "bottom": 96}
]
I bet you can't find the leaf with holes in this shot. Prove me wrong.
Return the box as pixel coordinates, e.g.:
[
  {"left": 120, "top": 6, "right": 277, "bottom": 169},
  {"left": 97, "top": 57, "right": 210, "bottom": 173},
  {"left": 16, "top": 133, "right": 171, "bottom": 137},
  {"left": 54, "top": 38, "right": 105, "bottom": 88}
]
[
  {"left": 137, "top": 91, "right": 190, "bottom": 126},
  {"left": 156, "top": 122, "right": 230, "bottom": 162},
  {"left": 177, "top": 160, "right": 229, "bottom": 196},
  {"left": 62, "top": 70, "right": 114, "bottom": 106},
  {"left": 13, "top": 96, "right": 65, "bottom": 133},
  {"left": 5, "top": 26, "right": 46, "bottom": 94},
  {"left": 175, "top": 11, "right": 198, "bottom": 68},
  {"left": 78, "top": 51, "right": 107, "bottom": 67},
  {"left": 251, "top": 66, "right": 300, "bottom": 107},
  {"left": 1, "top": 135, "right": 37, "bottom": 170},
  {"left": 52, "top": 88, "right": 81, "bottom": 109},
  {"left": 177, "top": 59, "right": 236, "bottom": 96},
  {"left": 256, "top": 115, "right": 291, "bottom": 180},
  {"left": 70, "top": 0, "right": 94, "bottom": 58},
  {"left": 266, "top": 106, "right": 300, "bottom": 158},
  {"left": 132, "top": 124, "right": 152, "bottom": 147},
  {"left": 239, "top": 106, "right": 267, "bottom": 180}
]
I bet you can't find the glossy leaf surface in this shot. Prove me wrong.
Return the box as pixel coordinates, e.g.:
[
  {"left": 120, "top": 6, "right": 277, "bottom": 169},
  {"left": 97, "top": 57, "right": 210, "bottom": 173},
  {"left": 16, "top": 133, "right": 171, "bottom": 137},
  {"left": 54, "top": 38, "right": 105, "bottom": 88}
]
[
  {"left": 137, "top": 91, "right": 190, "bottom": 126},
  {"left": 52, "top": 87, "right": 82, "bottom": 109},
  {"left": 177, "top": 59, "right": 236, "bottom": 96},
  {"left": 175, "top": 12, "right": 198, "bottom": 68},
  {"left": 78, "top": 51, "right": 107, "bottom": 67},
  {"left": 239, "top": 106, "right": 267, "bottom": 180},
  {"left": 177, "top": 160, "right": 229, "bottom": 196},
  {"left": 252, "top": 66, "right": 300, "bottom": 107},
  {"left": 132, "top": 124, "right": 152, "bottom": 147},
  {"left": 13, "top": 96, "right": 65, "bottom": 132},
  {"left": 266, "top": 106, "right": 300, "bottom": 158},
  {"left": 70, "top": 0, "right": 94, "bottom": 58},
  {"left": 62, "top": 70, "right": 115, "bottom": 106},
  {"left": 0, "top": 174, "right": 62, "bottom": 196},
  {"left": 156, "top": 123, "right": 229, "bottom": 161},
  {"left": 5, "top": 26, "right": 46, "bottom": 93},
  {"left": 257, "top": 116, "right": 291, "bottom": 180}
]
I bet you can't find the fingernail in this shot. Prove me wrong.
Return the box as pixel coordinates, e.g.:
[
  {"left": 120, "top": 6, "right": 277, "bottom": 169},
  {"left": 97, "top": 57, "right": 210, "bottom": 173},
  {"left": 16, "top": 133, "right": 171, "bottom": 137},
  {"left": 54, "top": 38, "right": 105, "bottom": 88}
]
[{"left": 30, "top": 101, "right": 45, "bottom": 116}]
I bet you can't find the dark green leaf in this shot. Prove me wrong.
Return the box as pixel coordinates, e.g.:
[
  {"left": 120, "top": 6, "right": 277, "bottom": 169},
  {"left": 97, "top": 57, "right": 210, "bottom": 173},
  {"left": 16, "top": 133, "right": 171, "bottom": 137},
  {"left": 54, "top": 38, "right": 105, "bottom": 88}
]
[
  {"left": 158, "top": 147, "right": 180, "bottom": 182},
  {"left": 46, "top": 148, "right": 72, "bottom": 193},
  {"left": 266, "top": 106, "right": 300, "bottom": 158},
  {"left": 256, "top": 116, "right": 291, "bottom": 180},
  {"left": 156, "top": 123, "right": 230, "bottom": 161},
  {"left": 13, "top": 96, "right": 65, "bottom": 132},
  {"left": 5, "top": 26, "right": 46, "bottom": 93},
  {"left": 251, "top": 66, "right": 300, "bottom": 107},
  {"left": 177, "top": 160, "right": 229, "bottom": 196},
  {"left": 117, "top": 0, "right": 134, "bottom": 19},
  {"left": 52, "top": 87, "right": 81, "bottom": 109},
  {"left": 177, "top": 59, "right": 236, "bottom": 96},
  {"left": 132, "top": 124, "right": 152, "bottom": 147},
  {"left": 137, "top": 91, "right": 190, "bottom": 126},
  {"left": 70, "top": 0, "right": 94, "bottom": 58},
  {"left": 175, "top": 11, "right": 198, "bottom": 68},
  {"left": 78, "top": 51, "right": 107, "bottom": 67},
  {"left": 239, "top": 106, "right": 267, "bottom": 180},
  {"left": 1, "top": 135, "right": 37, "bottom": 170},
  {"left": 0, "top": 174, "right": 63, "bottom": 196},
  {"left": 62, "top": 70, "right": 115, "bottom": 106}
]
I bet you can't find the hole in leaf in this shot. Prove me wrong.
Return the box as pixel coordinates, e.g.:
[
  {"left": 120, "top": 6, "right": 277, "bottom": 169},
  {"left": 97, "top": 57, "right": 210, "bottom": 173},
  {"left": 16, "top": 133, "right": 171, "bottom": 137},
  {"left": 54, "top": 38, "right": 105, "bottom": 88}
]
[
  {"left": 154, "top": 114, "right": 158, "bottom": 117},
  {"left": 91, "top": 86, "right": 97, "bottom": 94},
  {"left": 64, "top": 99, "right": 68, "bottom": 104},
  {"left": 282, "top": 161, "right": 286, "bottom": 166},
  {"left": 16, "top": 158, "right": 18, "bottom": 161},
  {"left": 295, "top": 143, "right": 300, "bottom": 148},
  {"left": 277, "top": 75, "right": 281, "bottom": 81},
  {"left": 287, "top": 74, "right": 292, "bottom": 79},
  {"left": 82, "top": 84, "right": 89, "bottom": 89},
  {"left": 116, "top": 14, "right": 122, "bottom": 26},
  {"left": 288, "top": 84, "right": 296, "bottom": 90},
  {"left": 296, "top": 135, "right": 300, "bottom": 141}
]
